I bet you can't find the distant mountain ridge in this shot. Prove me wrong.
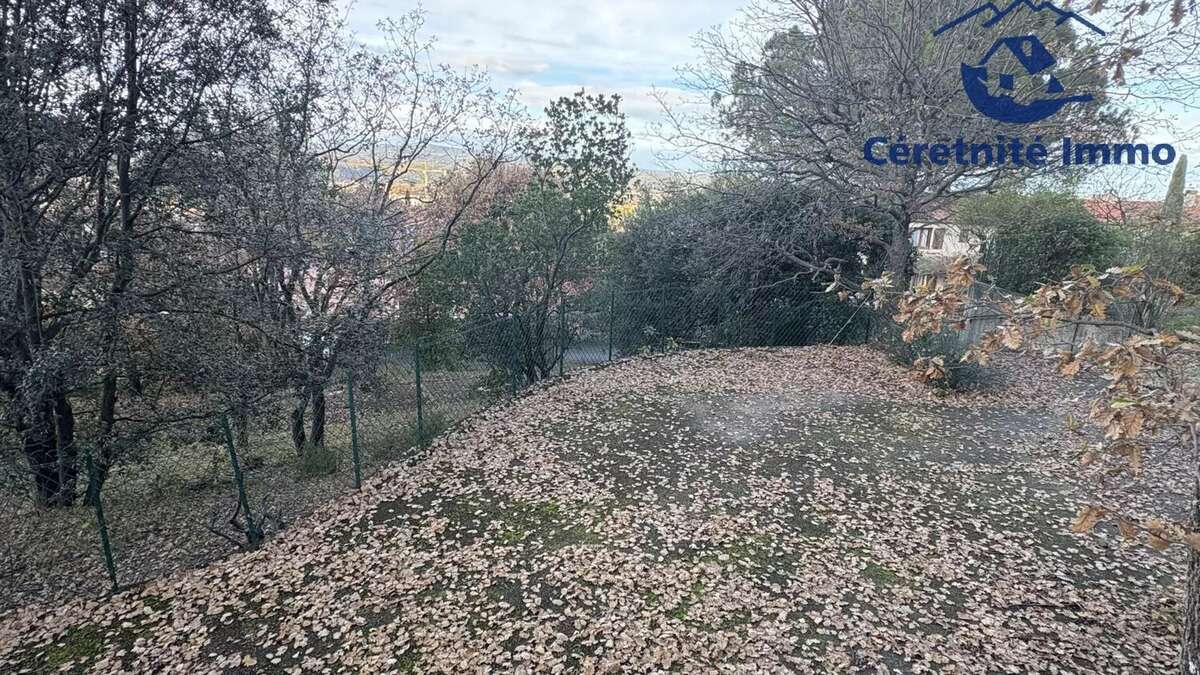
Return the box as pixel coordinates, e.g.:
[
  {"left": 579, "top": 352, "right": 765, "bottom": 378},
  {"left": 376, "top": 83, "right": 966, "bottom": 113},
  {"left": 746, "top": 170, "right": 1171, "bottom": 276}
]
[{"left": 933, "top": 0, "right": 1105, "bottom": 37}]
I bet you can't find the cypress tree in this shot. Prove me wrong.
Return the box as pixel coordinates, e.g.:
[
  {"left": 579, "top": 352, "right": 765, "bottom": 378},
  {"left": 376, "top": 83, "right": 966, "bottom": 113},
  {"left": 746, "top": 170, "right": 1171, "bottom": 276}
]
[{"left": 1164, "top": 154, "right": 1189, "bottom": 225}]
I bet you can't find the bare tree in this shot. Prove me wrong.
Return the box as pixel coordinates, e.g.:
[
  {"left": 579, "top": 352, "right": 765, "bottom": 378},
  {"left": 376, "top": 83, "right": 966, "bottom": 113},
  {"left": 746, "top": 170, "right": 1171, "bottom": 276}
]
[
  {"left": 0, "top": 1, "right": 519, "bottom": 505},
  {"left": 660, "top": 0, "right": 1125, "bottom": 287},
  {"left": 0, "top": 0, "right": 275, "bottom": 505},
  {"left": 197, "top": 8, "right": 521, "bottom": 452}
]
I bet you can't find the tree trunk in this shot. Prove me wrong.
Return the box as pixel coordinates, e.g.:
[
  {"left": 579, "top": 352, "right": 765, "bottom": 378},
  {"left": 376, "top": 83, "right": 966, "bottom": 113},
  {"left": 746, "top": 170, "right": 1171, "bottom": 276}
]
[
  {"left": 309, "top": 387, "right": 326, "bottom": 448},
  {"left": 886, "top": 217, "right": 912, "bottom": 290},
  {"left": 290, "top": 399, "right": 307, "bottom": 452},
  {"left": 53, "top": 394, "right": 77, "bottom": 504},
  {"left": 1182, "top": 473, "right": 1200, "bottom": 674},
  {"left": 92, "top": 0, "right": 140, "bottom": 493},
  {"left": 94, "top": 371, "right": 118, "bottom": 489},
  {"left": 234, "top": 412, "right": 250, "bottom": 454},
  {"left": 24, "top": 428, "right": 60, "bottom": 507},
  {"left": 22, "top": 393, "right": 77, "bottom": 507}
]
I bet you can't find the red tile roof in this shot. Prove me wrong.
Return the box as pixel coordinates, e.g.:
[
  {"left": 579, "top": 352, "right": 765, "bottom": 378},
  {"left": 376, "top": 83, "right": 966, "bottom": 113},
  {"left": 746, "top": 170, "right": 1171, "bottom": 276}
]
[{"left": 1083, "top": 194, "right": 1200, "bottom": 224}]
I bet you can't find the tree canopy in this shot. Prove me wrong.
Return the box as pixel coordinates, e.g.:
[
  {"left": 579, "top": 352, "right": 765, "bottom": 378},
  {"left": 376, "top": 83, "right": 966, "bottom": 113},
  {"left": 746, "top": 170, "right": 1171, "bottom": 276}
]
[{"left": 962, "top": 190, "right": 1120, "bottom": 294}]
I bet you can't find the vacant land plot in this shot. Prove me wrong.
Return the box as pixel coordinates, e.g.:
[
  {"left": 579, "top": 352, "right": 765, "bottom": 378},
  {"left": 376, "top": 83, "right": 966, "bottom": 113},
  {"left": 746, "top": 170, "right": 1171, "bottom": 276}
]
[{"left": 0, "top": 347, "right": 1185, "bottom": 673}]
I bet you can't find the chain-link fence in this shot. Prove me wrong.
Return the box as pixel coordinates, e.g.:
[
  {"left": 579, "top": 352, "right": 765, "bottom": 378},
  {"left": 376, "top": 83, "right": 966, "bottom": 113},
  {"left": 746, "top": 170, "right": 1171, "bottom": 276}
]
[
  {"left": 0, "top": 277, "right": 872, "bottom": 610},
  {"left": 946, "top": 281, "right": 1151, "bottom": 350},
  {"left": 13, "top": 273, "right": 1164, "bottom": 608}
]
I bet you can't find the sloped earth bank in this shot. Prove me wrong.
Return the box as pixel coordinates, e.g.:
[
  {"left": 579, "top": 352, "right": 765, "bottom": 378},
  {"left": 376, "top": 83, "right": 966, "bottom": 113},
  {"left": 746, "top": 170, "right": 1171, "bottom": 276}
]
[{"left": 0, "top": 347, "right": 1187, "bottom": 673}]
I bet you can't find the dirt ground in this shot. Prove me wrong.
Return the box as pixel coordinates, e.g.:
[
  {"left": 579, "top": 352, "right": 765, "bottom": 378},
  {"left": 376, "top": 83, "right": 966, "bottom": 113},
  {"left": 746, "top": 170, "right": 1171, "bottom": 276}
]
[{"left": 0, "top": 347, "right": 1187, "bottom": 673}]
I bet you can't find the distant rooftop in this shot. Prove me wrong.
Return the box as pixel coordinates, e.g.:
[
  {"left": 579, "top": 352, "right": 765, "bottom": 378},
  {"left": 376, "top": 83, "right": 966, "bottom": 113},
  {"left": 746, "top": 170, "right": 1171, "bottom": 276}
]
[{"left": 1083, "top": 192, "right": 1200, "bottom": 225}]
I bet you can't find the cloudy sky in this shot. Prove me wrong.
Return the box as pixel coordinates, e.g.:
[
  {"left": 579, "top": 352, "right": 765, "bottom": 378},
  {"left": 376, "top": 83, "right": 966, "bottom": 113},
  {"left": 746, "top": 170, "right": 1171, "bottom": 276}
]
[
  {"left": 344, "top": 0, "right": 744, "bottom": 169},
  {"left": 340, "top": 0, "right": 1196, "bottom": 198}
]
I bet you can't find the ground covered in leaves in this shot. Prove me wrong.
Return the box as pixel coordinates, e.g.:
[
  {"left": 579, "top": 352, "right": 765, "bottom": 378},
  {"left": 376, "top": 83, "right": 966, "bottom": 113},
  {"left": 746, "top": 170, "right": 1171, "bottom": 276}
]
[{"left": 0, "top": 347, "right": 1186, "bottom": 673}]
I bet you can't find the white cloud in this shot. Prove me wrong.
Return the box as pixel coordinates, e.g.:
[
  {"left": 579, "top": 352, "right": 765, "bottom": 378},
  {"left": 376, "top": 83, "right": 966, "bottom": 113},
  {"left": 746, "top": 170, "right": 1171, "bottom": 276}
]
[{"left": 345, "top": 0, "right": 743, "bottom": 168}]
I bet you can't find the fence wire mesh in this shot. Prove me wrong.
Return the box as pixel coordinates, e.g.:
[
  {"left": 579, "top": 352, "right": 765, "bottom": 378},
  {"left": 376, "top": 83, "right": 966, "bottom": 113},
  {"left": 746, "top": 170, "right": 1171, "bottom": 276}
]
[{"left": 0, "top": 277, "right": 874, "bottom": 610}]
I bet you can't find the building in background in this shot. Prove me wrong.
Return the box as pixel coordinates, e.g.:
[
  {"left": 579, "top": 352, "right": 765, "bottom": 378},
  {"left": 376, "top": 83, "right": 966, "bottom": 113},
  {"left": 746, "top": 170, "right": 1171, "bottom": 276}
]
[
  {"left": 910, "top": 210, "right": 980, "bottom": 288},
  {"left": 1082, "top": 191, "right": 1200, "bottom": 227},
  {"left": 910, "top": 187, "right": 1200, "bottom": 290}
]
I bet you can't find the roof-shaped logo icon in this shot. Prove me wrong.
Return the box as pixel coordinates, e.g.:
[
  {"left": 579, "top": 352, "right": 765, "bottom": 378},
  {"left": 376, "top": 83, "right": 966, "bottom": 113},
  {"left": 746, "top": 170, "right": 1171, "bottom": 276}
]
[{"left": 934, "top": 1, "right": 1104, "bottom": 124}]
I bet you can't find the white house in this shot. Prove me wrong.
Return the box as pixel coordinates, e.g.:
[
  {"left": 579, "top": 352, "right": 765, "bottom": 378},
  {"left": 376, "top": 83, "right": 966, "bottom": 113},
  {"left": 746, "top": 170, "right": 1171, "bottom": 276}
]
[{"left": 909, "top": 214, "right": 979, "bottom": 288}]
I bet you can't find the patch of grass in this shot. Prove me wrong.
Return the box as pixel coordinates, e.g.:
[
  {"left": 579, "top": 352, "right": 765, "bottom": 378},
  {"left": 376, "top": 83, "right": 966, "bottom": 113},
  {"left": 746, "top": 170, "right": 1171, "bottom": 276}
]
[
  {"left": 797, "top": 631, "right": 836, "bottom": 656},
  {"left": 298, "top": 443, "right": 339, "bottom": 477},
  {"left": 395, "top": 653, "right": 421, "bottom": 673},
  {"left": 368, "top": 411, "right": 453, "bottom": 463},
  {"left": 42, "top": 625, "right": 105, "bottom": 669},
  {"left": 554, "top": 523, "right": 602, "bottom": 547},
  {"left": 498, "top": 500, "right": 601, "bottom": 549},
  {"left": 412, "top": 412, "right": 452, "bottom": 446},
  {"left": 794, "top": 516, "right": 832, "bottom": 538},
  {"left": 717, "top": 608, "right": 754, "bottom": 631},
  {"left": 862, "top": 561, "right": 900, "bottom": 587},
  {"left": 408, "top": 492, "right": 598, "bottom": 551},
  {"left": 723, "top": 533, "right": 774, "bottom": 564},
  {"left": 142, "top": 594, "right": 172, "bottom": 614},
  {"left": 499, "top": 527, "right": 527, "bottom": 545},
  {"left": 524, "top": 501, "right": 561, "bottom": 518},
  {"left": 485, "top": 577, "right": 526, "bottom": 612},
  {"left": 666, "top": 580, "right": 707, "bottom": 622},
  {"left": 496, "top": 500, "right": 565, "bottom": 545}
]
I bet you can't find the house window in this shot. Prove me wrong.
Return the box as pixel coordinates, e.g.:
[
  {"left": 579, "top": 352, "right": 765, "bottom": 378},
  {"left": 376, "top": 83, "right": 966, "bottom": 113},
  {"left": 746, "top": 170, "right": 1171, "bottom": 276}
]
[{"left": 911, "top": 227, "right": 946, "bottom": 250}]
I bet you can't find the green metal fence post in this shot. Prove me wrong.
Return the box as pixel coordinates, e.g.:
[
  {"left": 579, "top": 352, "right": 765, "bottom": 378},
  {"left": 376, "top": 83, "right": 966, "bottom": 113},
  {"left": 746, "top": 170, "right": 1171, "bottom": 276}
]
[
  {"left": 84, "top": 448, "right": 118, "bottom": 594},
  {"left": 347, "top": 370, "right": 362, "bottom": 489},
  {"left": 558, "top": 300, "right": 566, "bottom": 378},
  {"left": 607, "top": 286, "right": 615, "bottom": 362},
  {"left": 221, "top": 414, "right": 262, "bottom": 548},
  {"left": 414, "top": 338, "right": 425, "bottom": 445}
]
